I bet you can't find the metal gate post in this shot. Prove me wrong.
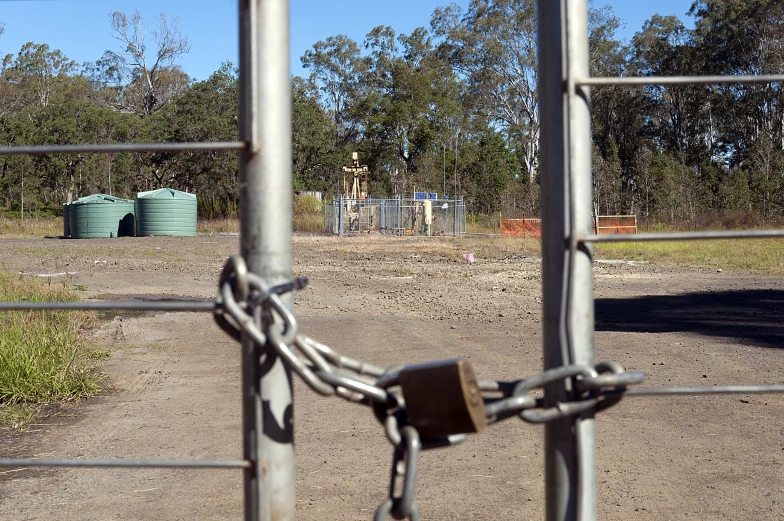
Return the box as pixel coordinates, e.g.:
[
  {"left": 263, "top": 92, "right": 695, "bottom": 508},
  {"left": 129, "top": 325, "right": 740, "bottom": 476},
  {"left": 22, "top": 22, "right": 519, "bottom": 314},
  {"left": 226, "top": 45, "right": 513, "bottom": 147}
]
[
  {"left": 538, "top": 1, "right": 595, "bottom": 521},
  {"left": 238, "top": 1, "right": 296, "bottom": 521}
]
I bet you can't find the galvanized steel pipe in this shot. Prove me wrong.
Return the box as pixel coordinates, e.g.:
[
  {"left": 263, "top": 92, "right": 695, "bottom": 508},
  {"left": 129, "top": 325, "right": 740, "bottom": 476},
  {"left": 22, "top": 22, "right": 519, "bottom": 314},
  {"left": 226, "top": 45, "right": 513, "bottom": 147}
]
[
  {"left": 538, "top": 0, "right": 596, "bottom": 520},
  {"left": 238, "top": 0, "right": 295, "bottom": 520}
]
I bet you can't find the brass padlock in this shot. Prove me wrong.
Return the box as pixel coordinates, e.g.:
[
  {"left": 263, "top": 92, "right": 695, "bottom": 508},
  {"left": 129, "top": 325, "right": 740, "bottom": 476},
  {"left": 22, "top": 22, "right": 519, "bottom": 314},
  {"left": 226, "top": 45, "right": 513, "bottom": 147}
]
[{"left": 398, "top": 359, "right": 486, "bottom": 438}]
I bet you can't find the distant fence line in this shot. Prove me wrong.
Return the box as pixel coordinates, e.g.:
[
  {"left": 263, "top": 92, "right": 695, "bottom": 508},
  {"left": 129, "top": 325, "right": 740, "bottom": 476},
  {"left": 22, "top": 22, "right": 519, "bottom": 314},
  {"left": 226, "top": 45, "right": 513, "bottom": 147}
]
[
  {"left": 325, "top": 197, "right": 466, "bottom": 236},
  {"left": 500, "top": 215, "right": 638, "bottom": 238},
  {"left": 500, "top": 217, "right": 543, "bottom": 238},
  {"left": 594, "top": 215, "right": 638, "bottom": 235}
]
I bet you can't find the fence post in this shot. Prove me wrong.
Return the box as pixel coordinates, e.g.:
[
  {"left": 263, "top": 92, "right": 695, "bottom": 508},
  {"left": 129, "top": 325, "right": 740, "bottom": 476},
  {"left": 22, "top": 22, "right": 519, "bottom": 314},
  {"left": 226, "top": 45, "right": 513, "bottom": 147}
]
[
  {"left": 238, "top": 1, "right": 296, "bottom": 521},
  {"left": 453, "top": 198, "right": 457, "bottom": 236},
  {"left": 538, "top": 1, "right": 595, "bottom": 521},
  {"left": 398, "top": 195, "right": 402, "bottom": 236}
]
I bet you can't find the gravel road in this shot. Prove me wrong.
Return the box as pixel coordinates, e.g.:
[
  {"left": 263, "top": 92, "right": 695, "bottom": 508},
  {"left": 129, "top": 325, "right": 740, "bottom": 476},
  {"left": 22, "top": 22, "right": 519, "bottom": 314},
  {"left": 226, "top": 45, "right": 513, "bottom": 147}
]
[{"left": 0, "top": 234, "right": 781, "bottom": 521}]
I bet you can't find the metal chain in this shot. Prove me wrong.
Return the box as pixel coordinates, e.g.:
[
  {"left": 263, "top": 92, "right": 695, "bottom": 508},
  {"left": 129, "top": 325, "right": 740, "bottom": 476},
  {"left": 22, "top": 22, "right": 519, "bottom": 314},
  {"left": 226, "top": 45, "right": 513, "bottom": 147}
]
[
  {"left": 213, "top": 256, "right": 645, "bottom": 520},
  {"left": 374, "top": 425, "right": 422, "bottom": 521}
]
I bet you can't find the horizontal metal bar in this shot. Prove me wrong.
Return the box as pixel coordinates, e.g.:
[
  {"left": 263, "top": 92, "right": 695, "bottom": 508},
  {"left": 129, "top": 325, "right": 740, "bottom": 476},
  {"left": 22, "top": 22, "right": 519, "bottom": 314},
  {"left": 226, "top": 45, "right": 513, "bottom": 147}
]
[
  {"left": 577, "top": 74, "right": 784, "bottom": 87},
  {"left": 596, "top": 226, "right": 637, "bottom": 230},
  {"left": 622, "top": 384, "right": 784, "bottom": 397},
  {"left": 0, "top": 142, "right": 246, "bottom": 155},
  {"left": 0, "top": 458, "right": 250, "bottom": 469},
  {"left": 583, "top": 229, "right": 784, "bottom": 243},
  {"left": 0, "top": 301, "right": 216, "bottom": 312}
]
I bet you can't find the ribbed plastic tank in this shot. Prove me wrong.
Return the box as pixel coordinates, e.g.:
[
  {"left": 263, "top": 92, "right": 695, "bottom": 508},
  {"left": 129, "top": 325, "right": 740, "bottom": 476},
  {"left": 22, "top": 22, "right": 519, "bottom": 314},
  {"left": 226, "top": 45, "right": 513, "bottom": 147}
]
[
  {"left": 63, "top": 202, "right": 70, "bottom": 237},
  {"left": 135, "top": 188, "right": 197, "bottom": 237},
  {"left": 70, "top": 194, "right": 136, "bottom": 239},
  {"left": 68, "top": 202, "right": 77, "bottom": 237}
]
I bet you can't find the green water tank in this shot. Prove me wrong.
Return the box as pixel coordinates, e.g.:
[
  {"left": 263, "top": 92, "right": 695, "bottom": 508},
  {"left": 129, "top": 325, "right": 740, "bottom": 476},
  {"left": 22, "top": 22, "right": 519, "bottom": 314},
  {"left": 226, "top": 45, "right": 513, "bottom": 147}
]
[
  {"left": 63, "top": 195, "right": 90, "bottom": 237},
  {"left": 135, "top": 188, "right": 197, "bottom": 237},
  {"left": 70, "top": 194, "right": 135, "bottom": 239},
  {"left": 67, "top": 201, "right": 78, "bottom": 237},
  {"left": 63, "top": 202, "right": 71, "bottom": 237}
]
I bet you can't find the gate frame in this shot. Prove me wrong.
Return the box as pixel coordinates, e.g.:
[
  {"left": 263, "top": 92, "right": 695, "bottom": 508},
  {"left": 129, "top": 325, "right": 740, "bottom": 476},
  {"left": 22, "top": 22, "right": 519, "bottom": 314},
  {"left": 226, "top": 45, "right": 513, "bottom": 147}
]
[
  {"left": 237, "top": 1, "right": 295, "bottom": 519},
  {"left": 0, "top": 2, "right": 783, "bottom": 521},
  {"left": 538, "top": 2, "right": 596, "bottom": 519}
]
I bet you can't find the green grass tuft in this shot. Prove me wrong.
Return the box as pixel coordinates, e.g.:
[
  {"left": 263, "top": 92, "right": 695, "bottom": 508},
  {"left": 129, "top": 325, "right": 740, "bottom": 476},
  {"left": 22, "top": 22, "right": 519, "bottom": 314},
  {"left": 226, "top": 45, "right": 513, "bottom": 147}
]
[{"left": 0, "top": 273, "right": 104, "bottom": 428}]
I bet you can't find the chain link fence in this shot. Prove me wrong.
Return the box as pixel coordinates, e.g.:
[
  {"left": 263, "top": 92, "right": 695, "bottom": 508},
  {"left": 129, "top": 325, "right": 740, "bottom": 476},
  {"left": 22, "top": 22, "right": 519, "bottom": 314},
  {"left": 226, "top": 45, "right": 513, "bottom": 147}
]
[{"left": 324, "top": 197, "right": 466, "bottom": 236}]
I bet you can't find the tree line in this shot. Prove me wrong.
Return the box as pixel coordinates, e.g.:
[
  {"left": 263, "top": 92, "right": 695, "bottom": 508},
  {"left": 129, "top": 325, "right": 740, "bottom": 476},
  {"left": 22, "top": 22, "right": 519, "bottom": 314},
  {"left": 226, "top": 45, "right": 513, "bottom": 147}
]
[{"left": 1, "top": 0, "right": 783, "bottom": 223}]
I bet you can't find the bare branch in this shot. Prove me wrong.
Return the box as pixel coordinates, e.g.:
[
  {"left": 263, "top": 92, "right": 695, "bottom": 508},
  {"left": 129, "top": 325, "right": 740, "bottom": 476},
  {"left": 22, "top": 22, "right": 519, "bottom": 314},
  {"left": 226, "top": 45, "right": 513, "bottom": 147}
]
[{"left": 102, "top": 10, "right": 190, "bottom": 116}]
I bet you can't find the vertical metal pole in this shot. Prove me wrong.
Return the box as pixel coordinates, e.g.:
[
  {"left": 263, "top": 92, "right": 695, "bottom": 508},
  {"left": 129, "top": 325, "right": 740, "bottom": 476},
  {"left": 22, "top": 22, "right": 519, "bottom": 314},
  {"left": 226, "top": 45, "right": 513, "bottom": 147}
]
[
  {"left": 239, "top": 2, "right": 295, "bottom": 521},
  {"left": 398, "top": 195, "right": 402, "bottom": 236},
  {"left": 453, "top": 133, "right": 458, "bottom": 198},
  {"left": 565, "top": 2, "right": 596, "bottom": 519},
  {"left": 333, "top": 200, "right": 339, "bottom": 235},
  {"left": 538, "top": 1, "right": 594, "bottom": 521},
  {"left": 339, "top": 196, "right": 345, "bottom": 236}
]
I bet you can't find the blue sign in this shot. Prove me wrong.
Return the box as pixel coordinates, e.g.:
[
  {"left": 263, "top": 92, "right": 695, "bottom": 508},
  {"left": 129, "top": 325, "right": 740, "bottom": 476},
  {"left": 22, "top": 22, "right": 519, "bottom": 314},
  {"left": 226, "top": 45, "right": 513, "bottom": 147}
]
[{"left": 414, "top": 192, "right": 438, "bottom": 200}]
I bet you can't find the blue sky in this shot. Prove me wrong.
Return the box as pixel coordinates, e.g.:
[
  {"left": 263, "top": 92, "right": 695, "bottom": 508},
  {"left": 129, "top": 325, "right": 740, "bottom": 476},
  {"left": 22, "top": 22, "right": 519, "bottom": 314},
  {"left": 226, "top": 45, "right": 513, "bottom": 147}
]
[{"left": 0, "top": 0, "right": 697, "bottom": 82}]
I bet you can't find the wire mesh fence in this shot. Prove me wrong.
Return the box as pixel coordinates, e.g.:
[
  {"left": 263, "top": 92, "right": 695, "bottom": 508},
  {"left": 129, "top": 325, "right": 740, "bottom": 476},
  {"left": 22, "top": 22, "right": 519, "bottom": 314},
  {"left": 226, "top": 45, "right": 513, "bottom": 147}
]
[{"left": 324, "top": 197, "right": 466, "bottom": 236}]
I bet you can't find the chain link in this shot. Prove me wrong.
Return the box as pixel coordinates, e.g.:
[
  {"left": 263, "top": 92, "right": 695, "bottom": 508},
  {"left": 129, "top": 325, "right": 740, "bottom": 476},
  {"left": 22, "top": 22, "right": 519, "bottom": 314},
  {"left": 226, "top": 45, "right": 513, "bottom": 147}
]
[
  {"left": 213, "top": 256, "right": 644, "bottom": 520},
  {"left": 374, "top": 425, "right": 422, "bottom": 521}
]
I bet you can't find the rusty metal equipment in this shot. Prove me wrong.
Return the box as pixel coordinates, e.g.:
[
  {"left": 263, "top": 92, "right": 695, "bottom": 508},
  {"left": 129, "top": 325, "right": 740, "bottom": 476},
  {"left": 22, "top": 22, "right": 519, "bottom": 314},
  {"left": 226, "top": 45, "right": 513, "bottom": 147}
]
[{"left": 343, "top": 152, "right": 369, "bottom": 200}]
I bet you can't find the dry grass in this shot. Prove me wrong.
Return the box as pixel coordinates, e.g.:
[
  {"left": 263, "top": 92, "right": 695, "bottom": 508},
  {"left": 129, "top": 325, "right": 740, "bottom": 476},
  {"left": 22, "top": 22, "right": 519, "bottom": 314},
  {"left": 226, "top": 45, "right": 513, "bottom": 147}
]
[
  {"left": 294, "top": 212, "right": 325, "bottom": 233},
  {"left": 5, "top": 214, "right": 779, "bottom": 275},
  {"left": 198, "top": 214, "right": 324, "bottom": 234},
  {"left": 197, "top": 218, "right": 239, "bottom": 234},
  {"left": 595, "top": 238, "right": 784, "bottom": 275},
  {"left": 466, "top": 213, "right": 502, "bottom": 234},
  {"left": 0, "top": 216, "right": 62, "bottom": 239}
]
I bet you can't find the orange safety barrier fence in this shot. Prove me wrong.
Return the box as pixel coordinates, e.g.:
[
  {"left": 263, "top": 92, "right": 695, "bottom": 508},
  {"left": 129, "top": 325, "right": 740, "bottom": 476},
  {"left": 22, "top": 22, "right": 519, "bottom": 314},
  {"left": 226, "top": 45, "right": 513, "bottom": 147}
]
[
  {"left": 501, "top": 216, "right": 637, "bottom": 237},
  {"left": 500, "top": 218, "right": 542, "bottom": 238},
  {"left": 594, "top": 215, "right": 637, "bottom": 235}
]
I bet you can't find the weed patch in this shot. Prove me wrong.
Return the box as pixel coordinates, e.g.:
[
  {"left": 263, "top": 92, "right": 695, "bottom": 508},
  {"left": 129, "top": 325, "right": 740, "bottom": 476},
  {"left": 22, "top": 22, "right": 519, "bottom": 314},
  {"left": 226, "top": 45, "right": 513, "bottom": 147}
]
[{"left": 0, "top": 273, "right": 103, "bottom": 428}]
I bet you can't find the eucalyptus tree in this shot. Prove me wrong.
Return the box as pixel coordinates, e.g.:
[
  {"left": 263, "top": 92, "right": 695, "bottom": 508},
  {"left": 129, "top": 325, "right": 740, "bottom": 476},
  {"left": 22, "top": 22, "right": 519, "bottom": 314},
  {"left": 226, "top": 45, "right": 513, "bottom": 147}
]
[
  {"left": 0, "top": 43, "right": 86, "bottom": 209},
  {"left": 431, "top": 0, "right": 539, "bottom": 183},
  {"left": 301, "top": 34, "right": 367, "bottom": 145},
  {"left": 691, "top": 0, "right": 784, "bottom": 161},
  {"left": 3, "top": 43, "right": 77, "bottom": 108},
  {"left": 361, "top": 25, "right": 462, "bottom": 194},
  {"left": 291, "top": 77, "right": 342, "bottom": 194},
  {"left": 459, "top": 124, "right": 519, "bottom": 213},
  {"left": 632, "top": 15, "right": 713, "bottom": 164},
  {"left": 147, "top": 63, "right": 239, "bottom": 212},
  {"left": 743, "top": 133, "right": 784, "bottom": 221},
  {"left": 86, "top": 10, "right": 191, "bottom": 116}
]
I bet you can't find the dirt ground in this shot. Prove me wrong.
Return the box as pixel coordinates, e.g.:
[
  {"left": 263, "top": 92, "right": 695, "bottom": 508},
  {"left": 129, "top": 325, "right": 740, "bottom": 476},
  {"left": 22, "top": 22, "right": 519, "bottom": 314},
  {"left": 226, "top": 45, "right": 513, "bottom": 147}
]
[{"left": 0, "top": 234, "right": 781, "bottom": 521}]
